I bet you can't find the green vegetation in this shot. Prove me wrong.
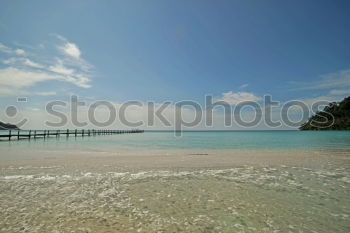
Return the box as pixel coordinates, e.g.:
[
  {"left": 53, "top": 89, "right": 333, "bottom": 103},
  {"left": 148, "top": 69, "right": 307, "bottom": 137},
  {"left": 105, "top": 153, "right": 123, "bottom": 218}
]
[
  {"left": 0, "top": 121, "right": 20, "bottom": 130},
  {"left": 300, "top": 96, "right": 350, "bottom": 130}
]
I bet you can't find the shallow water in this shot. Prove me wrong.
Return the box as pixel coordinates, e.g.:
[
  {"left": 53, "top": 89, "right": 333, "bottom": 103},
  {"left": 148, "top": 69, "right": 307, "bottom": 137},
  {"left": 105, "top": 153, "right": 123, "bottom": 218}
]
[
  {"left": 1, "top": 164, "right": 349, "bottom": 232},
  {"left": 0, "top": 131, "right": 350, "bottom": 232},
  {"left": 1, "top": 130, "right": 350, "bottom": 152}
]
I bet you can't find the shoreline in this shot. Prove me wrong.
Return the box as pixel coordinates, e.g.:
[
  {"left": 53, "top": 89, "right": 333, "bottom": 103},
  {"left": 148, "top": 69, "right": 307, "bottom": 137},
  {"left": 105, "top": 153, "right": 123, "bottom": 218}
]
[
  {"left": 1, "top": 149, "right": 349, "bottom": 232},
  {"left": 1, "top": 148, "right": 350, "bottom": 232},
  {"left": 1, "top": 148, "right": 349, "bottom": 172}
]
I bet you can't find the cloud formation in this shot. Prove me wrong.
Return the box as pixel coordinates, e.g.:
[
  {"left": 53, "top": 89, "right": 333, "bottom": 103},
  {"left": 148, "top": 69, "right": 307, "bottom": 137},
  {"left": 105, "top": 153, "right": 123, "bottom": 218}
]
[
  {"left": 216, "top": 91, "right": 261, "bottom": 105},
  {"left": 290, "top": 69, "right": 350, "bottom": 91},
  {"left": 0, "top": 43, "right": 26, "bottom": 55},
  {"left": 288, "top": 69, "right": 350, "bottom": 106},
  {"left": 0, "top": 36, "right": 93, "bottom": 96},
  {"left": 329, "top": 89, "right": 350, "bottom": 96},
  {"left": 60, "top": 41, "right": 81, "bottom": 59},
  {"left": 3, "top": 57, "right": 44, "bottom": 68},
  {"left": 239, "top": 84, "right": 249, "bottom": 89},
  {"left": 0, "top": 67, "right": 60, "bottom": 88}
]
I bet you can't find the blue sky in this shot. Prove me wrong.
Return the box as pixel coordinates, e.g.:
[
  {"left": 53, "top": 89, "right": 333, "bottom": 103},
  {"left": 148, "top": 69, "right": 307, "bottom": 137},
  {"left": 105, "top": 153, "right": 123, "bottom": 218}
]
[{"left": 0, "top": 0, "right": 350, "bottom": 129}]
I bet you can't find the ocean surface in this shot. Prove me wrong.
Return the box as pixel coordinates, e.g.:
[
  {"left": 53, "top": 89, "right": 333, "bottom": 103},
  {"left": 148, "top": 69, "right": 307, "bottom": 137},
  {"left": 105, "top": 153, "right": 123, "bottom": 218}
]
[
  {"left": 1, "top": 130, "right": 350, "bottom": 232},
  {"left": 1, "top": 130, "right": 350, "bottom": 153}
]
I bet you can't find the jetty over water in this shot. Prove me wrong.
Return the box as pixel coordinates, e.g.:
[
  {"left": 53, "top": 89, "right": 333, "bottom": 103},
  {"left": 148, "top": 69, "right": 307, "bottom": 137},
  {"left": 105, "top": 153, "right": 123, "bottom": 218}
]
[{"left": 0, "top": 129, "right": 144, "bottom": 141}]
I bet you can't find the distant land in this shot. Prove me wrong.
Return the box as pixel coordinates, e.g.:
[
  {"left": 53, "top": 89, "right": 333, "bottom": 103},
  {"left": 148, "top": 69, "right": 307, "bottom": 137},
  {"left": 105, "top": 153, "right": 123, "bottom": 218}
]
[
  {"left": 0, "top": 122, "right": 20, "bottom": 130},
  {"left": 300, "top": 96, "right": 350, "bottom": 130}
]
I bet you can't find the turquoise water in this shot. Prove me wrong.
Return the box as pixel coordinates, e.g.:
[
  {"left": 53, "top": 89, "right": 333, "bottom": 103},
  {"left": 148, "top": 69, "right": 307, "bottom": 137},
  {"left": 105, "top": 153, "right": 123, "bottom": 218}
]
[{"left": 1, "top": 130, "right": 350, "bottom": 152}]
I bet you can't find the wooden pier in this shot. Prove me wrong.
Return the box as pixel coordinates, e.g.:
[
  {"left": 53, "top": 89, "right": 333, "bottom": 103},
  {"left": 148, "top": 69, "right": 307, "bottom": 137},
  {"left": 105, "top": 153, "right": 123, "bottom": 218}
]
[{"left": 0, "top": 129, "right": 144, "bottom": 141}]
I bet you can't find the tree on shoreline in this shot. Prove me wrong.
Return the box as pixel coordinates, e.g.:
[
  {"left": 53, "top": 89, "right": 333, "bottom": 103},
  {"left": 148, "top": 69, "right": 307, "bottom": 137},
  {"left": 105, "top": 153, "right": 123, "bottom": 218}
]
[
  {"left": 0, "top": 121, "right": 20, "bottom": 130},
  {"left": 299, "top": 96, "right": 350, "bottom": 130}
]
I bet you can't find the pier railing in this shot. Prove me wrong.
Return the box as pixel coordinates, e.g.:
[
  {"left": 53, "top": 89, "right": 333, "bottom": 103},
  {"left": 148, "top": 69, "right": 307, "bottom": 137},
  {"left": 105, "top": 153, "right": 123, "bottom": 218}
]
[{"left": 0, "top": 129, "right": 144, "bottom": 141}]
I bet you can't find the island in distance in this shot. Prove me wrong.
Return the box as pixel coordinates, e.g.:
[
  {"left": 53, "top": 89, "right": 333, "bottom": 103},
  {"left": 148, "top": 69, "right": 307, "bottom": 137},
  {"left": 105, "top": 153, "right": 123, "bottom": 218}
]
[
  {"left": 0, "top": 122, "right": 20, "bottom": 130},
  {"left": 300, "top": 96, "right": 350, "bottom": 130}
]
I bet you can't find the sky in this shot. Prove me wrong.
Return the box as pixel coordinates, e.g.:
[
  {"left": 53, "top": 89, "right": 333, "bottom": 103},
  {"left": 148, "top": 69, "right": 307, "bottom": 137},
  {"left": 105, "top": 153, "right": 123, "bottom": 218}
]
[{"left": 0, "top": 0, "right": 350, "bottom": 130}]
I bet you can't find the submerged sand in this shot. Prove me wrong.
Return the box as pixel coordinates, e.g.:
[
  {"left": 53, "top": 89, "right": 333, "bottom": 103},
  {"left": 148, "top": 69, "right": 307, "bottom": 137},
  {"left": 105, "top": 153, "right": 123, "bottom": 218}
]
[{"left": 0, "top": 149, "right": 350, "bottom": 232}]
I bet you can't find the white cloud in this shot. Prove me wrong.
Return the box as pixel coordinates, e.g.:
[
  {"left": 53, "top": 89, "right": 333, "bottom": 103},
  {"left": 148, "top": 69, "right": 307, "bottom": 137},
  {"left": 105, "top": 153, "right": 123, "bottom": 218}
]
[
  {"left": 287, "top": 68, "right": 350, "bottom": 107},
  {"left": 15, "top": 49, "right": 25, "bottom": 55},
  {"left": 62, "top": 73, "right": 91, "bottom": 88},
  {"left": 0, "top": 86, "right": 25, "bottom": 95},
  {"left": 0, "top": 87, "right": 57, "bottom": 96},
  {"left": 55, "top": 35, "right": 81, "bottom": 59},
  {"left": 298, "top": 95, "right": 338, "bottom": 106},
  {"left": 0, "top": 43, "right": 12, "bottom": 53},
  {"left": 290, "top": 69, "right": 350, "bottom": 91},
  {"left": 216, "top": 91, "right": 261, "bottom": 105},
  {"left": 239, "top": 84, "right": 249, "bottom": 89},
  {"left": 60, "top": 42, "right": 81, "bottom": 59},
  {"left": 23, "top": 58, "right": 42, "bottom": 68},
  {"left": 0, "top": 67, "right": 59, "bottom": 88},
  {"left": 3, "top": 57, "right": 16, "bottom": 64},
  {"left": 56, "top": 35, "right": 92, "bottom": 72},
  {"left": 329, "top": 89, "right": 350, "bottom": 96},
  {"left": 49, "top": 59, "right": 74, "bottom": 75},
  {"left": 0, "top": 42, "right": 26, "bottom": 55},
  {"left": 0, "top": 67, "right": 90, "bottom": 89},
  {"left": 3, "top": 57, "right": 44, "bottom": 68},
  {"left": 0, "top": 86, "right": 56, "bottom": 96},
  {"left": 36, "top": 91, "right": 57, "bottom": 96},
  {"left": 0, "top": 36, "right": 93, "bottom": 93}
]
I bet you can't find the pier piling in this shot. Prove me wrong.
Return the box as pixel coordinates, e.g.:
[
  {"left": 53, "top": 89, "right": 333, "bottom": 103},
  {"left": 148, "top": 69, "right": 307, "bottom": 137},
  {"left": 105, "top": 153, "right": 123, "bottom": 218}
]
[{"left": 1, "top": 129, "right": 144, "bottom": 141}]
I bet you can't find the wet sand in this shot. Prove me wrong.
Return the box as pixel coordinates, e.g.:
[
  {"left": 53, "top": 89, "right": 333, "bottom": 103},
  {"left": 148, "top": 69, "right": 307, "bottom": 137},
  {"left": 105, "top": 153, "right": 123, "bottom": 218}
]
[
  {"left": 1, "top": 149, "right": 350, "bottom": 232},
  {"left": 1, "top": 148, "right": 348, "bottom": 171}
]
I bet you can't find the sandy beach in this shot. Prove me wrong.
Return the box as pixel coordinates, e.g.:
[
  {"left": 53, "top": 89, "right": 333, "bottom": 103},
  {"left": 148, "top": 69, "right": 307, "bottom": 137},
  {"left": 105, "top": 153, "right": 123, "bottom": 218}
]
[{"left": 1, "top": 148, "right": 349, "bottom": 232}]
